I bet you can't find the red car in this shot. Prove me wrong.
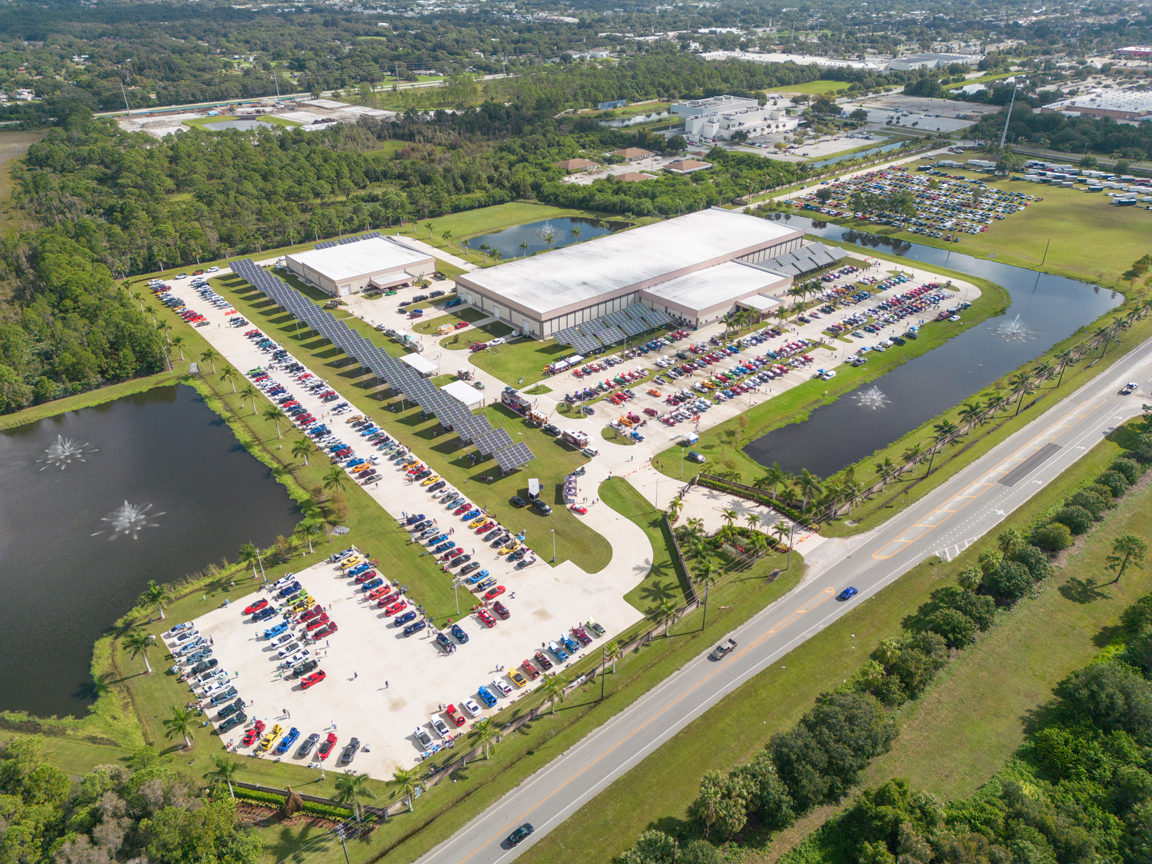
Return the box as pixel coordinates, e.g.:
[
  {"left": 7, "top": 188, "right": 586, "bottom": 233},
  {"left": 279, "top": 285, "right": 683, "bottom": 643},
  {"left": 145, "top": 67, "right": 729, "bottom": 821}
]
[
  {"left": 477, "top": 609, "right": 496, "bottom": 628},
  {"left": 383, "top": 600, "right": 408, "bottom": 616},
  {"left": 570, "top": 505, "right": 588, "bottom": 515},
  {"left": 311, "top": 623, "right": 338, "bottom": 640},
  {"left": 475, "top": 521, "right": 495, "bottom": 534},
  {"left": 243, "top": 599, "right": 268, "bottom": 615},
  {"left": 454, "top": 503, "right": 471, "bottom": 516},
  {"left": 366, "top": 586, "right": 392, "bottom": 601},
  {"left": 242, "top": 721, "right": 266, "bottom": 747},
  {"left": 521, "top": 660, "right": 541, "bottom": 680},
  {"left": 305, "top": 614, "right": 330, "bottom": 631},
  {"left": 301, "top": 671, "right": 326, "bottom": 690},
  {"left": 442, "top": 548, "right": 463, "bottom": 561},
  {"left": 484, "top": 585, "right": 506, "bottom": 600},
  {"left": 445, "top": 704, "right": 466, "bottom": 727},
  {"left": 454, "top": 321, "right": 469, "bottom": 329},
  {"left": 300, "top": 606, "right": 325, "bottom": 622},
  {"left": 354, "top": 570, "right": 378, "bottom": 584},
  {"left": 318, "top": 732, "right": 338, "bottom": 760},
  {"left": 493, "top": 601, "right": 510, "bottom": 620}
]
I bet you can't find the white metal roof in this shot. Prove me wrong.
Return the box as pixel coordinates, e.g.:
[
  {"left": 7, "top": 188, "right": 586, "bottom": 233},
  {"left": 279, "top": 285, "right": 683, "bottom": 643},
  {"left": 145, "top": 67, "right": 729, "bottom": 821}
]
[
  {"left": 641, "top": 261, "right": 785, "bottom": 312},
  {"left": 459, "top": 210, "right": 799, "bottom": 317},
  {"left": 401, "top": 353, "right": 437, "bottom": 376},
  {"left": 286, "top": 238, "right": 432, "bottom": 284},
  {"left": 441, "top": 379, "right": 485, "bottom": 408}
]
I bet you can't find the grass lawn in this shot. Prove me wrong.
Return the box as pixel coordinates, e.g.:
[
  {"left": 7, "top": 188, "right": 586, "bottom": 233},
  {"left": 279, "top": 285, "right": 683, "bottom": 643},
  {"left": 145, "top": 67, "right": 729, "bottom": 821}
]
[
  {"left": 601, "top": 427, "right": 637, "bottom": 446},
  {"left": 183, "top": 115, "right": 300, "bottom": 130},
  {"left": 766, "top": 80, "right": 849, "bottom": 96},
  {"left": 208, "top": 273, "right": 612, "bottom": 574},
  {"left": 0, "top": 367, "right": 189, "bottom": 430},
  {"left": 519, "top": 420, "right": 1138, "bottom": 864},
  {"left": 459, "top": 337, "right": 568, "bottom": 383},
  {"left": 439, "top": 320, "right": 513, "bottom": 350},
  {"left": 524, "top": 384, "right": 551, "bottom": 395},
  {"left": 412, "top": 307, "right": 487, "bottom": 334},
  {"left": 0, "top": 129, "right": 45, "bottom": 236}
]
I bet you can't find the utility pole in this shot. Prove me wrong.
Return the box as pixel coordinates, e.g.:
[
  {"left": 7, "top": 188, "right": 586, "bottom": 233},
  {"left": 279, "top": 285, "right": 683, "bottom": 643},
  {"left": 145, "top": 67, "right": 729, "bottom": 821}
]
[
  {"left": 786, "top": 520, "right": 796, "bottom": 569},
  {"left": 600, "top": 644, "right": 606, "bottom": 702},
  {"left": 998, "top": 80, "right": 1020, "bottom": 152},
  {"left": 700, "top": 581, "right": 710, "bottom": 631},
  {"left": 120, "top": 80, "right": 132, "bottom": 116},
  {"left": 336, "top": 825, "right": 351, "bottom": 864},
  {"left": 551, "top": 529, "right": 556, "bottom": 563}
]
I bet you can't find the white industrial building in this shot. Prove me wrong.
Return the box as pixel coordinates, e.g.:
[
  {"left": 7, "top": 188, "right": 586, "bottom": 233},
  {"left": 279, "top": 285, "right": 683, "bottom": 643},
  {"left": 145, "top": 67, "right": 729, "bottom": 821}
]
[
  {"left": 697, "top": 50, "right": 882, "bottom": 70},
  {"left": 453, "top": 209, "right": 804, "bottom": 337},
  {"left": 284, "top": 237, "right": 435, "bottom": 298},
  {"left": 672, "top": 95, "right": 799, "bottom": 141},
  {"left": 888, "top": 53, "right": 981, "bottom": 70},
  {"left": 1041, "top": 89, "right": 1152, "bottom": 123}
]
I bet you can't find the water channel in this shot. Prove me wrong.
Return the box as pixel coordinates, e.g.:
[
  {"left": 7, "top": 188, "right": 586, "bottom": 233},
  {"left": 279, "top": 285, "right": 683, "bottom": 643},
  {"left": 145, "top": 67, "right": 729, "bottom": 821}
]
[
  {"left": 0, "top": 385, "right": 299, "bottom": 717},
  {"left": 742, "top": 215, "right": 1122, "bottom": 478},
  {"left": 464, "top": 217, "right": 615, "bottom": 259}
]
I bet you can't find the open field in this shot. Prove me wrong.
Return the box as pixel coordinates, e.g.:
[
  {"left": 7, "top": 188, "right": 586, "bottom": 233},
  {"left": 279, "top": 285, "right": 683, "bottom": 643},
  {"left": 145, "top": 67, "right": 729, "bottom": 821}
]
[
  {"left": 412, "top": 306, "right": 487, "bottom": 334},
  {"left": 183, "top": 114, "right": 301, "bottom": 129},
  {"left": 439, "top": 319, "right": 514, "bottom": 349},
  {"left": 0, "top": 129, "right": 45, "bottom": 236},
  {"left": 520, "top": 419, "right": 1143, "bottom": 864},
  {"left": 465, "top": 336, "right": 570, "bottom": 384},
  {"left": 766, "top": 80, "right": 849, "bottom": 96}
]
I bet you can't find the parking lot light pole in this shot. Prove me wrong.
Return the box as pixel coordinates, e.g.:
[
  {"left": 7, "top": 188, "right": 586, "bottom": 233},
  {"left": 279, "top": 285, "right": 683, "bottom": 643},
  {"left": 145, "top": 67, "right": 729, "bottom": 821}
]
[{"left": 551, "top": 529, "right": 556, "bottom": 563}]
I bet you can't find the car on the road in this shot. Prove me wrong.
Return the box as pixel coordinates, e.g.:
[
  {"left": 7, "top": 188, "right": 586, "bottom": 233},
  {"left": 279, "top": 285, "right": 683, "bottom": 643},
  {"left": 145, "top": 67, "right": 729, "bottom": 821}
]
[
  {"left": 297, "top": 733, "right": 320, "bottom": 758},
  {"left": 476, "top": 685, "right": 498, "bottom": 708},
  {"left": 190, "top": 658, "right": 219, "bottom": 676},
  {"left": 340, "top": 738, "right": 361, "bottom": 764},
  {"left": 384, "top": 599, "right": 408, "bottom": 616},
  {"left": 241, "top": 721, "right": 265, "bottom": 747},
  {"left": 508, "top": 668, "right": 528, "bottom": 688},
  {"left": 395, "top": 611, "right": 417, "bottom": 626},
  {"left": 522, "top": 659, "right": 541, "bottom": 679},
  {"left": 414, "top": 726, "right": 433, "bottom": 749},
  {"left": 311, "top": 622, "right": 338, "bottom": 640},
  {"left": 275, "top": 727, "right": 300, "bottom": 755},
  {"left": 217, "top": 699, "right": 244, "bottom": 720},
  {"left": 533, "top": 650, "right": 552, "bottom": 670},
  {"left": 209, "top": 687, "right": 238, "bottom": 705},
  {"left": 493, "top": 601, "right": 510, "bottom": 620},
  {"left": 253, "top": 606, "right": 276, "bottom": 622},
  {"left": 837, "top": 586, "right": 859, "bottom": 601},
  {"left": 711, "top": 638, "right": 737, "bottom": 660},
  {"left": 477, "top": 608, "right": 496, "bottom": 628},
  {"left": 445, "top": 705, "right": 466, "bottom": 727},
  {"left": 450, "top": 623, "right": 469, "bottom": 644},
  {"left": 301, "top": 671, "right": 326, "bottom": 689},
  {"left": 491, "top": 678, "right": 512, "bottom": 697},
  {"left": 506, "top": 824, "right": 534, "bottom": 847},
  {"left": 293, "top": 659, "right": 319, "bottom": 678},
  {"left": 318, "top": 733, "right": 338, "bottom": 760},
  {"left": 510, "top": 496, "right": 527, "bottom": 508},
  {"left": 570, "top": 504, "right": 587, "bottom": 515},
  {"left": 1120, "top": 382, "right": 1138, "bottom": 395}
]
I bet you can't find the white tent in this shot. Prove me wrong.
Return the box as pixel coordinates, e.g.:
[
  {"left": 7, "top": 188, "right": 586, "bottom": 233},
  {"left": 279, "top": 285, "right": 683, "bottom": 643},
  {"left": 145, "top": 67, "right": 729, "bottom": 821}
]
[
  {"left": 401, "top": 353, "right": 437, "bottom": 378},
  {"left": 441, "top": 379, "right": 485, "bottom": 409}
]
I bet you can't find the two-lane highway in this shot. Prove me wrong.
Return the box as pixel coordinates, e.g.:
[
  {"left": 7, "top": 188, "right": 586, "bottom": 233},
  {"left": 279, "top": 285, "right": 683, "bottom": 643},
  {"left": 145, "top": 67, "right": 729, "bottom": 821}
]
[{"left": 415, "top": 333, "right": 1152, "bottom": 864}]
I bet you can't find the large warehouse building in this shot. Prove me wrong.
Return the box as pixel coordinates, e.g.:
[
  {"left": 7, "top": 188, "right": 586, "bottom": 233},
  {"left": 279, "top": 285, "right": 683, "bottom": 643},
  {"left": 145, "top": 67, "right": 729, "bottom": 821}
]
[
  {"left": 453, "top": 209, "right": 805, "bottom": 337},
  {"left": 285, "top": 237, "right": 434, "bottom": 298}
]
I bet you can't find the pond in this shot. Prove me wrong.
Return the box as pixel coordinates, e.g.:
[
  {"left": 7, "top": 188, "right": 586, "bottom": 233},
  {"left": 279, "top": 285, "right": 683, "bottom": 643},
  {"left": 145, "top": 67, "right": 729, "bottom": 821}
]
[
  {"left": 742, "top": 214, "right": 1123, "bottom": 478},
  {"left": 201, "top": 118, "right": 279, "bottom": 132},
  {"left": 464, "top": 217, "right": 615, "bottom": 259},
  {"left": 0, "top": 385, "right": 299, "bottom": 717}
]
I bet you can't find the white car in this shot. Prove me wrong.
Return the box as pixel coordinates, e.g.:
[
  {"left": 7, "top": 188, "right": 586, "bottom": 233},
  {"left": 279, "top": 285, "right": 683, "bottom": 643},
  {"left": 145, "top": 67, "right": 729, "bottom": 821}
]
[
  {"left": 461, "top": 698, "right": 483, "bottom": 718},
  {"left": 270, "top": 574, "right": 297, "bottom": 590},
  {"left": 281, "top": 650, "right": 309, "bottom": 667},
  {"left": 277, "top": 642, "right": 303, "bottom": 658},
  {"left": 164, "top": 622, "right": 194, "bottom": 637},
  {"left": 196, "top": 669, "right": 227, "bottom": 686},
  {"left": 202, "top": 679, "right": 230, "bottom": 697},
  {"left": 270, "top": 632, "right": 295, "bottom": 648},
  {"left": 206, "top": 266, "right": 220, "bottom": 273},
  {"left": 582, "top": 446, "right": 599, "bottom": 458},
  {"left": 430, "top": 715, "right": 451, "bottom": 738},
  {"left": 488, "top": 337, "right": 505, "bottom": 346},
  {"left": 415, "top": 726, "right": 433, "bottom": 748},
  {"left": 492, "top": 679, "right": 513, "bottom": 697}
]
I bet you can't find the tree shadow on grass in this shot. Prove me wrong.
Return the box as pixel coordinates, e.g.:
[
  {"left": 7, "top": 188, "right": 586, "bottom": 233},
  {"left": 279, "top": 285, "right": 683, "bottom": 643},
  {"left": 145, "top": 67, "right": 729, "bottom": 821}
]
[
  {"left": 268, "top": 823, "right": 327, "bottom": 863},
  {"left": 1058, "top": 576, "right": 1110, "bottom": 605}
]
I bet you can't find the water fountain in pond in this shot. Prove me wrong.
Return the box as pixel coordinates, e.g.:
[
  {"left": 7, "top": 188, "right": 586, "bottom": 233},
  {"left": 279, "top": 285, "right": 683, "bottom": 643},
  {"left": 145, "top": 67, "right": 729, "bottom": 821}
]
[
  {"left": 93, "top": 501, "right": 164, "bottom": 540},
  {"left": 37, "top": 435, "right": 96, "bottom": 470},
  {"left": 993, "top": 314, "right": 1034, "bottom": 342},
  {"left": 854, "top": 386, "right": 890, "bottom": 410},
  {"left": 534, "top": 221, "right": 560, "bottom": 240}
]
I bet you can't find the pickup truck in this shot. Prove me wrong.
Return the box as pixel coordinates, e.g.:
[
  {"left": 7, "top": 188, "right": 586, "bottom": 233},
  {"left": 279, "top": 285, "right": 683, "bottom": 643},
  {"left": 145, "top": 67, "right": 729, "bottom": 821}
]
[{"left": 710, "top": 638, "right": 737, "bottom": 661}]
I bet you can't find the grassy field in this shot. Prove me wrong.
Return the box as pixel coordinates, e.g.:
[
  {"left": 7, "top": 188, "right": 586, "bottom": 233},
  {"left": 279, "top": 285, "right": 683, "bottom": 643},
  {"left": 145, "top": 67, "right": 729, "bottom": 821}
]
[
  {"left": 439, "top": 320, "right": 514, "bottom": 349},
  {"left": 602, "top": 426, "right": 638, "bottom": 446},
  {"left": 412, "top": 306, "right": 487, "bottom": 334},
  {"left": 821, "top": 159, "right": 1152, "bottom": 288},
  {"left": 183, "top": 115, "right": 301, "bottom": 130},
  {"left": 0, "top": 368, "right": 191, "bottom": 430},
  {"left": 465, "top": 336, "right": 570, "bottom": 384},
  {"left": 520, "top": 419, "right": 1142, "bottom": 864},
  {"left": 0, "top": 129, "right": 45, "bottom": 236},
  {"left": 766, "top": 80, "right": 849, "bottom": 96},
  {"left": 207, "top": 272, "right": 613, "bottom": 574}
]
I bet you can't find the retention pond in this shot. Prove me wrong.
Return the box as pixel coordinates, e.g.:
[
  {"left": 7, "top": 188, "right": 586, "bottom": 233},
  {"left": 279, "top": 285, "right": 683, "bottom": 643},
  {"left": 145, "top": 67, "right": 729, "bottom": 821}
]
[
  {"left": 743, "top": 215, "right": 1122, "bottom": 478},
  {"left": 0, "top": 384, "right": 299, "bottom": 717}
]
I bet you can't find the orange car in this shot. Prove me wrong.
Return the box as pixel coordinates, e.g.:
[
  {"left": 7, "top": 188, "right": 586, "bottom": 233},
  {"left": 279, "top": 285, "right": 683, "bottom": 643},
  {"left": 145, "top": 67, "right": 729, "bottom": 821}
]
[{"left": 647, "top": 388, "right": 661, "bottom": 397}]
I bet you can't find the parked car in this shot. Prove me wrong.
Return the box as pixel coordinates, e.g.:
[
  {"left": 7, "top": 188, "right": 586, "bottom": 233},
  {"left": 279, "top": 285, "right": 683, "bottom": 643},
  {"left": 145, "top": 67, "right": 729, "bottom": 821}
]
[
  {"left": 301, "top": 670, "right": 327, "bottom": 689},
  {"left": 340, "top": 738, "right": 361, "bottom": 764},
  {"left": 318, "top": 733, "right": 338, "bottom": 760}
]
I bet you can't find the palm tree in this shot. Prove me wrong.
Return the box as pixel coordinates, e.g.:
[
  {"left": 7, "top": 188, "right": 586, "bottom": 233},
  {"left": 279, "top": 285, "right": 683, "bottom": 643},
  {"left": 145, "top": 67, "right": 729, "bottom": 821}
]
[
  {"left": 294, "top": 516, "right": 322, "bottom": 554},
  {"left": 932, "top": 419, "right": 959, "bottom": 443},
  {"left": 755, "top": 462, "right": 788, "bottom": 498},
  {"left": 570, "top": 225, "right": 582, "bottom": 240},
  {"left": 323, "top": 465, "right": 348, "bottom": 494},
  {"left": 220, "top": 364, "right": 238, "bottom": 393},
  {"left": 518, "top": 240, "right": 530, "bottom": 257},
  {"left": 124, "top": 630, "right": 154, "bottom": 675},
  {"left": 441, "top": 229, "right": 453, "bottom": 245},
  {"left": 205, "top": 756, "right": 240, "bottom": 798},
  {"left": 263, "top": 405, "right": 286, "bottom": 438},
  {"left": 874, "top": 457, "right": 896, "bottom": 480},
  {"left": 770, "top": 522, "right": 791, "bottom": 550},
  {"left": 901, "top": 443, "right": 923, "bottom": 465},
  {"left": 140, "top": 580, "right": 171, "bottom": 621},
  {"left": 171, "top": 334, "right": 186, "bottom": 361},
  {"left": 543, "top": 231, "right": 556, "bottom": 251},
  {"left": 163, "top": 706, "right": 195, "bottom": 749},
  {"left": 292, "top": 437, "right": 315, "bottom": 466},
  {"left": 239, "top": 384, "right": 258, "bottom": 415},
  {"left": 797, "top": 469, "right": 822, "bottom": 510},
  {"left": 540, "top": 674, "right": 566, "bottom": 715},
  {"left": 720, "top": 508, "right": 738, "bottom": 533},
  {"left": 693, "top": 559, "right": 716, "bottom": 587},
  {"left": 392, "top": 767, "right": 420, "bottom": 812},
  {"left": 472, "top": 718, "right": 498, "bottom": 760},
  {"left": 745, "top": 513, "right": 761, "bottom": 533},
  {"left": 239, "top": 542, "right": 258, "bottom": 570},
  {"left": 997, "top": 528, "right": 1026, "bottom": 557},
  {"left": 200, "top": 347, "right": 219, "bottom": 374},
  {"left": 334, "top": 773, "right": 372, "bottom": 819},
  {"left": 958, "top": 401, "right": 984, "bottom": 428},
  {"left": 424, "top": 222, "right": 434, "bottom": 239},
  {"left": 659, "top": 598, "right": 679, "bottom": 636},
  {"left": 666, "top": 497, "right": 684, "bottom": 524}
]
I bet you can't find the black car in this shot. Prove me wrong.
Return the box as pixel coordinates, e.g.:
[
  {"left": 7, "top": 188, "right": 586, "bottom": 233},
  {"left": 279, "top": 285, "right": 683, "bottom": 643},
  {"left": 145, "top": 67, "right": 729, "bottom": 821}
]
[
  {"left": 450, "top": 624, "right": 469, "bottom": 644},
  {"left": 209, "top": 687, "right": 238, "bottom": 705},
  {"left": 297, "top": 733, "right": 320, "bottom": 757},
  {"left": 542, "top": 424, "right": 560, "bottom": 436},
  {"left": 340, "top": 738, "right": 361, "bottom": 764},
  {"left": 506, "top": 824, "right": 534, "bottom": 847},
  {"left": 459, "top": 561, "right": 481, "bottom": 576},
  {"left": 218, "top": 711, "right": 247, "bottom": 734},
  {"left": 292, "top": 659, "right": 319, "bottom": 678},
  {"left": 217, "top": 699, "right": 245, "bottom": 720},
  {"left": 403, "top": 620, "right": 427, "bottom": 637},
  {"left": 533, "top": 500, "right": 553, "bottom": 516},
  {"left": 510, "top": 496, "right": 527, "bottom": 508},
  {"left": 191, "top": 658, "right": 219, "bottom": 676},
  {"left": 413, "top": 520, "right": 432, "bottom": 532},
  {"left": 447, "top": 554, "right": 471, "bottom": 569},
  {"left": 427, "top": 480, "right": 446, "bottom": 493},
  {"left": 491, "top": 533, "right": 510, "bottom": 548},
  {"left": 435, "top": 632, "right": 456, "bottom": 653},
  {"left": 414, "top": 469, "right": 432, "bottom": 481}
]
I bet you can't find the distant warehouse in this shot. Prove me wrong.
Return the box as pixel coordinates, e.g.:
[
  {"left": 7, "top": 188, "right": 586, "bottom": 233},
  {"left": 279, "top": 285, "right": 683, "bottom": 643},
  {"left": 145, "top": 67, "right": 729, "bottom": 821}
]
[
  {"left": 454, "top": 209, "right": 805, "bottom": 338},
  {"left": 285, "top": 237, "right": 435, "bottom": 298}
]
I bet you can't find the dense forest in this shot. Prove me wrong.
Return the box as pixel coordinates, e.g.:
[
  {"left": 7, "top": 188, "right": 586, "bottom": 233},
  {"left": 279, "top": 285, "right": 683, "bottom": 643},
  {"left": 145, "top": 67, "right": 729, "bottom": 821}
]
[{"left": 971, "top": 105, "right": 1152, "bottom": 160}]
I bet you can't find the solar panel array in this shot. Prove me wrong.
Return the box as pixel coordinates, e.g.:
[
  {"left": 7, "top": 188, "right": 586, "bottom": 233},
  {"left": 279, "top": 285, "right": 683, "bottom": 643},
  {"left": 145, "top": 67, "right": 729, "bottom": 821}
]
[
  {"left": 494, "top": 442, "right": 535, "bottom": 472},
  {"left": 314, "top": 240, "right": 338, "bottom": 250},
  {"left": 229, "top": 258, "right": 534, "bottom": 471},
  {"left": 553, "top": 304, "right": 672, "bottom": 353},
  {"left": 473, "top": 427, "right": 514, "bottom": 457}
]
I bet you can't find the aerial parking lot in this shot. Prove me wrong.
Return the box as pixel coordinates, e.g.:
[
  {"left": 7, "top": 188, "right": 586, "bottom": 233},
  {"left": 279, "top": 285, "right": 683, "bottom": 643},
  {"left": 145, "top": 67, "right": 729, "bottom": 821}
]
[{"left": 183, "top": 543, "right": 637, "bottom": 777}]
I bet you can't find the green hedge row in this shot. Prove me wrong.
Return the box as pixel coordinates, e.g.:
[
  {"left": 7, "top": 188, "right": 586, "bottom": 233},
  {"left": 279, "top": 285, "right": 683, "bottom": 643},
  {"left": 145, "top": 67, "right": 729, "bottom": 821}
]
[
  {"left": 302, "top": 801, "right": 354, "bottom": 821},
  {"left": 233, "top": 787, "right": 286, "bottom": 807}
]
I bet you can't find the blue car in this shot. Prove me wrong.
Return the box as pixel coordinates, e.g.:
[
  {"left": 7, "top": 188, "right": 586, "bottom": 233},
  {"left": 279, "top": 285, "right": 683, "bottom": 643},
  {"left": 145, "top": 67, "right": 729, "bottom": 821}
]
[
  {"left": 837, "top": 587, "right": 859, "bottom": 601},
  {"left": 253, "top": 606, "right": 276, "bottom": 622},
  {"left": 428, "top": 534, "right": 448, "bottom": 546},
  {"left": 476, "top": 685, "right": 497, "bottom": 708},
  {"left": 549, "top": 641, "right": 569, "bottom": 662},
  {"left": 433, "top": 542, "right": 456, "bottom": 554},
  {"left": 346, "top": 458, "right": 365, "bottom": 468},
  {"left": 461, "top": 509, "right": 480, "bottom": 521},
  {"left": 278, "top": 582, "right": 301, "bottom": 598},
  {"left": 275, "top": 727, "right": 300, "bottom": 755},
  {"left": 394, "top": 611, "right": 417, "bottom": 626},
  {"left": 405, "top": 513, "right": 426, "bottom": 525},
  {"left": 361, "top": 578, "right": 384, "bottom": 592},
  {"left": 475, "top": 577, "right": 496, "bottom": 591},
  {"left": 263, "top": 623, "right": 288, "bottom": 640},
  {"left": 450, "top": 624, "right": 469, "bottom": 644},
  {"left": 467, "top": 569, "right": 490, "bottom": 584},
  {"left": 560, "top": 633, "right": 579, "bottom": 654},
  {"left": 403, "top": 620, "right": 427, "bottom": 637},
  {"left": 346, "top": 563, "right": 372, "bottom": 578}
]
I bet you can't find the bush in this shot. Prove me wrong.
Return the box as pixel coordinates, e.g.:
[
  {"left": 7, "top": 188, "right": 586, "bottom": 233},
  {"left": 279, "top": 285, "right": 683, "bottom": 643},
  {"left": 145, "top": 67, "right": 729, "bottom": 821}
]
[
  {"left": 1053, "top": 505, "right": 1095, "bottom": 535},
  {"left": 1096, "top": 470, "right": 1130, "bottom": 498},
  {"left": 1066, "top": 489, "right": 1110, "bottom": 519},
  {"left": 301, "top": 801, "right": 354, "bottom": 821},
  {"left": 1056, "top": 661, "right": 1152, "bottom": 745},
  {"left": 985, "top": 560, "right": 1033, "bottom": 602},
  {"left": 1032, "top": 522, "right": 1073, "bottom": 553},
  {"left": 1086, "top": 483, "right": 1119, "bottom": 506},
  {"left": 1111, "top": 457, "right": 1144, "bottom": 485},
  {"left": 233, "top": 787, "right": 286, "bottom": 807},
  {"left": 1010, "top": 544, "right": 1052, "bottom": 582},
  {"left": 944, "top": 588, "right": 997, "bottom": 630},
  {"left": 926, "top": 608, "right": 977, "bottom": 648}
]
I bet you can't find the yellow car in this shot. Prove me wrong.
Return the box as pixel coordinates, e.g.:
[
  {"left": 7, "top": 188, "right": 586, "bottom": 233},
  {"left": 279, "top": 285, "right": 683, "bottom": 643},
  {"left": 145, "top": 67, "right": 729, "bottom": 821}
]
[
  {"left": 339, "top": 556, "right": 364, "bottom": 572},
  {"left": 352, "top": 463, "right": 371, "bottom": 474},
  {"left": 508, "top": 668, "right": 528, "bottom": 688},
  {"left": 346, "top": 415, "right": 365, "bottom": 424},
  {"left": 468, "top": 516, "right": 487, "bottom": 529},
  {"left": 499, "top": 541, "right": 520, "bottom": 556},
  {"left": 402, "top": 460, "right": 421, "bottom": 471},
  {"left": 422, "top": 474, "right": 440, "bottom": 486},
  {"left": 259, "top": 724, "right": 283, "bottom": 752},
  {"left": 437, "top": 324, "right": 454, "bottom": 335},
  {"left": 292, "top": 595, "right": 316, "bottom": 610}
]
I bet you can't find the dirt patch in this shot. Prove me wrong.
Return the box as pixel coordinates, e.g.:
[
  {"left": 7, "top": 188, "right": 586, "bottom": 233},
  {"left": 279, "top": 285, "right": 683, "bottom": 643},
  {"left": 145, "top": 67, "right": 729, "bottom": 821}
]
[{"left": 234, "top": 801, "right": 342, "bottom": 830}]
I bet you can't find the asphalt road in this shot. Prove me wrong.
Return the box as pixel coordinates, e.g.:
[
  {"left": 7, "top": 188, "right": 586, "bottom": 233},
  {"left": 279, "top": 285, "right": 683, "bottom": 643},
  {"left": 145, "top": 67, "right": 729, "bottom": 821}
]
[{"left": 414, "top": 334, "right": 1152, "bottom": 864}]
